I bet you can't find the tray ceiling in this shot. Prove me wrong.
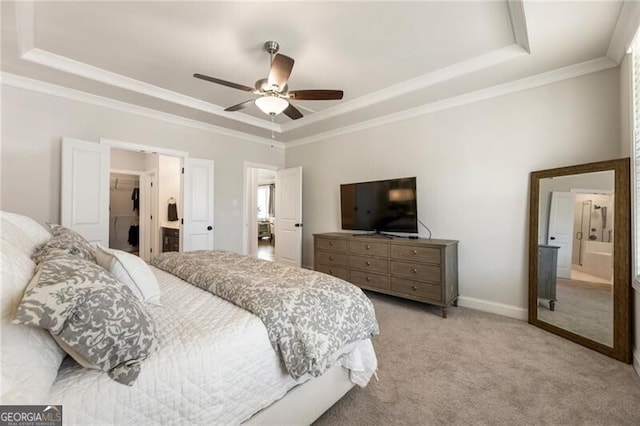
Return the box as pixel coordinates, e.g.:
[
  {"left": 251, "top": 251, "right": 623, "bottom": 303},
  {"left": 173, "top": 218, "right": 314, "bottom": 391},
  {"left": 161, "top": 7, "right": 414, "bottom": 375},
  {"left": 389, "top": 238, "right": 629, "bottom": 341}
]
[{"left": 0, "top": 1, "right": 632, "bottom": 145}]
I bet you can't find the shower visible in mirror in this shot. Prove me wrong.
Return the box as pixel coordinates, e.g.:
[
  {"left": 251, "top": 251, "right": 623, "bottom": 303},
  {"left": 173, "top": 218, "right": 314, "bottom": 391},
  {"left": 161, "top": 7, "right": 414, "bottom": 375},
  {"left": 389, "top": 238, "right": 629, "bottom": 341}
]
[
  {"left": 529, "top": 158, "right": 630, "bottom": 363},
  {"left": 537, "top": 171, "right": 614, "bottom": 346}
]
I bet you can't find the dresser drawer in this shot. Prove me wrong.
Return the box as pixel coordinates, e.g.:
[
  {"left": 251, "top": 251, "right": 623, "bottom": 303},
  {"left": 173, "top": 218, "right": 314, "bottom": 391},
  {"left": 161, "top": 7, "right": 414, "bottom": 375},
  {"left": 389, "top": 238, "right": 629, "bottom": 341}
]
[
  {"left": 315, "top": 264, "right": 349, "bottom": 281},
  {"left": 315, "top": 251, "right": 348, "bottom": 266},
  {"left": 391, "top": 277, "right": 442, "bottom": 302},
  {"left": 349, "top": 240, "right": 389, "bottom": 257},
  {"left": 349, "top": 270, "right": 390, "bottom": 291},
  {"left": 390, "top": 260, "right": 442, "bottom": 283},
  {"left": 390, "top": 245, "right": 441, "bottom": 264},
  {"left": 315, "top": 237, "right": 347, "bottom": 252},
  {"left": 349, "top": 255, "right": 389, "bottom": 274}
]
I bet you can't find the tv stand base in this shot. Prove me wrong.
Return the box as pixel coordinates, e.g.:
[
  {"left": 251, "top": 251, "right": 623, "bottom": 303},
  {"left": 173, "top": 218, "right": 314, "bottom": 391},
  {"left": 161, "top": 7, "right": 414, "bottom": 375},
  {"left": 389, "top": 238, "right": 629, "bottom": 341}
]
[{"left": 351, "top": 232, "right": 393, "bottom": 239}]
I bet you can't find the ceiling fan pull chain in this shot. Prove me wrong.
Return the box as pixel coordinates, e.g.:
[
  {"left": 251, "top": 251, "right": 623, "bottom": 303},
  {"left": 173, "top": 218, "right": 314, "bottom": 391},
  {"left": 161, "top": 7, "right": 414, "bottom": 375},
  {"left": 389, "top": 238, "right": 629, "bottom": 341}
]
[{"left": 271, "top": 115, "right": 275, "bottom": 139}]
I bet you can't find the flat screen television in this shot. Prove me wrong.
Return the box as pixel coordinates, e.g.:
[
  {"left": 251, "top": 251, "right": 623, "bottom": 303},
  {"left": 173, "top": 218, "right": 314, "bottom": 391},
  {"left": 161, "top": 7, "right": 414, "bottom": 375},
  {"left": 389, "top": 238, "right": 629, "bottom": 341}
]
[{"left": 340, "top": 177, "right": 418, "bottom": 234}]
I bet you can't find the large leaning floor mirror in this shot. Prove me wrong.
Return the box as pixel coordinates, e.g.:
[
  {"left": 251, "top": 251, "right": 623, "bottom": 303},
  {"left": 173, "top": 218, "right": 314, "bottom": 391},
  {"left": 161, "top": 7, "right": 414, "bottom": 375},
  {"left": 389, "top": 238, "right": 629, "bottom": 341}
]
[{"left": 529, "top": 158, "right": 631, "bottom": 363}]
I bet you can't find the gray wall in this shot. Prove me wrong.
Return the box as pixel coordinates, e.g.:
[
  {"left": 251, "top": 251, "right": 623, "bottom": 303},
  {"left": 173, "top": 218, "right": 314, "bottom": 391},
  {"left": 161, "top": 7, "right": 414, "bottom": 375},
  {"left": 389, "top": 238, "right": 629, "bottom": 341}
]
[
  {"left": 286, "top": 69, "right": 621, "bottom": 314},
  {"left": 0, "top": 85, "right": 285, "bottom": 253}
]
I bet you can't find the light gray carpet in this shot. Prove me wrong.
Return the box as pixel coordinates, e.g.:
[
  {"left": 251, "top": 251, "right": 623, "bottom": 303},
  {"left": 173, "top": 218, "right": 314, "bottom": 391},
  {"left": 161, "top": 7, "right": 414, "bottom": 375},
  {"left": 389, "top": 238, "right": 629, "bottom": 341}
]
[
  {"left": 314, "top": 292, "right": 640, "bottom": 426},
  {"left": 538, "top": 278, "right": 612, "bottom": 346}
]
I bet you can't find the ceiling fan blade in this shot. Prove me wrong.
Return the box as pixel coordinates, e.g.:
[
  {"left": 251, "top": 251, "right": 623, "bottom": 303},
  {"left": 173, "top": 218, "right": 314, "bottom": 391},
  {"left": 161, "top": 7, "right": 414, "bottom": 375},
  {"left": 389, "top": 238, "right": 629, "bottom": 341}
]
[
  {"left": 289, "top": 90, "right": 344, "bottom": 100},
  {"left": 194, "top": 73, "right": 254, "bottom": 92},
  {"left": 224, "top": 99, "right": 255, "bottom": 112},
  {"left": 283, "top": 103, "right": 303, "bottom": 120},
  {"left": 268, "top": 54, "right": 294, "bottom": 91}
]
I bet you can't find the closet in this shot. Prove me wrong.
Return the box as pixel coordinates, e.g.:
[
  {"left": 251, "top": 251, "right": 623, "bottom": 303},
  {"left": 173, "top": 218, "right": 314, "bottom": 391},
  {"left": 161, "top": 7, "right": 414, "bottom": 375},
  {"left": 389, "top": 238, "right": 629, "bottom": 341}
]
[
  {"left": 109, "top": 149, "right": 182, "bottom": 260},
  {"left": 109, "top": 173, "right": 140, "bottom": 254}
]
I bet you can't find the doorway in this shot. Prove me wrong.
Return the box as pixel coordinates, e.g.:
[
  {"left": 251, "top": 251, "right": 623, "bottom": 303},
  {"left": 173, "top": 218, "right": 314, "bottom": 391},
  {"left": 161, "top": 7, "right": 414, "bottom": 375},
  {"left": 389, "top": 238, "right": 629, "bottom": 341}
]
[
  {"left": 245, "top": 165, "right": 277, "bottom": 261},
  {"left": 61, "top": 137, "right": 215, "bottom": 255},
  {"left": 571, "top": 193, "right": 614, "bottom": 284},
  {"left": 244, "top": 164, "right": 303, "bottom": 267},
  {"left": 108, "top": 147, "right": 183, "bottom": 261},
  {"left": 109, "top": 172, "right": 141, "bottom": 256}
]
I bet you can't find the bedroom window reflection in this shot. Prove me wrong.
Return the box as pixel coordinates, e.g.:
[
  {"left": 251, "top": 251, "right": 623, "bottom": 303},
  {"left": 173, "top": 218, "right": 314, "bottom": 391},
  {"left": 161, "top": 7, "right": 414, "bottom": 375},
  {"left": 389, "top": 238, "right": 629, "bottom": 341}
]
[{"left": 257, "top": 185, "right": 270, "bottom": 219}]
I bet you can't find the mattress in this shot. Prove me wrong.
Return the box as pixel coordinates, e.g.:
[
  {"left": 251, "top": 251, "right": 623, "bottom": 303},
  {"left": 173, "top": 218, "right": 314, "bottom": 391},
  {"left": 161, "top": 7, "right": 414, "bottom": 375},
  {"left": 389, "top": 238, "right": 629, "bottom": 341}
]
[{"left": 47, "top": 266, "right": 376, "bottom": 425}]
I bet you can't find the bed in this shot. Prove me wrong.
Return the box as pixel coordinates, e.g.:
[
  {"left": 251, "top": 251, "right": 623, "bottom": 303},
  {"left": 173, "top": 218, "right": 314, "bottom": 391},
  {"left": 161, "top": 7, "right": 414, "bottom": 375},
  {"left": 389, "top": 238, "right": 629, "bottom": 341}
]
[{"left": 0, "top": 211, "right": 379, "bottom": 425}]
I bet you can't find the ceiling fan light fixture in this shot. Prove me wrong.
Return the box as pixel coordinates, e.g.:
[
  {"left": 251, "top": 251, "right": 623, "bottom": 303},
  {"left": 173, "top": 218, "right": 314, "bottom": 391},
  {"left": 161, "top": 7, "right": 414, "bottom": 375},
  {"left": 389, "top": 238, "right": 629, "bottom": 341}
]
[{"left": 255, "top": 95, "right": 289, "bottom": 116}]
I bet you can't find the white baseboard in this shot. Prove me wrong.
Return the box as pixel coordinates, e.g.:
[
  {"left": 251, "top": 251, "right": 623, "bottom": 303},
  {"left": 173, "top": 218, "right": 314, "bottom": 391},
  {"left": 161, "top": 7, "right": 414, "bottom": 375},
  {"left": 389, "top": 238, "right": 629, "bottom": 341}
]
[
  {"left": 456, "top": 295, "right": 528, "bottom": 321},
  {"left": 633, "top": 348, "right": 640, "bottom": 378}
]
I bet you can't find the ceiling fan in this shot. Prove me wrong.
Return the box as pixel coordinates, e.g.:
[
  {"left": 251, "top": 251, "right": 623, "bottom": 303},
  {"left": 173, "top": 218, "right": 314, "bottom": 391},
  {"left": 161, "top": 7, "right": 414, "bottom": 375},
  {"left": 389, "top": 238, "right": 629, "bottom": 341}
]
[{"left": 194, "top": 41, "right": 343, "bottom": 120}]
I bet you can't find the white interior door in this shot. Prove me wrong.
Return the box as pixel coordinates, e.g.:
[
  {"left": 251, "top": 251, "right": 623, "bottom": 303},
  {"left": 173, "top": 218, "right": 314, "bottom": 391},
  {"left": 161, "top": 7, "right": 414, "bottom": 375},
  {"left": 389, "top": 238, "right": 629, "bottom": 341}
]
[
  {"left": 183, "top": 157, "right": 214, "bottom": 251},
  {"left": 275, "top": 166, "right": 302, "bottom": 267},
  {"left": 548, "top": 191, "right": 575, "bottom": 279},
  {"left": 61, "top": 138, "right": 110, "bottom": 246},
  {"left": 139, "top": 171, "right": 157, "bottom": 262}
]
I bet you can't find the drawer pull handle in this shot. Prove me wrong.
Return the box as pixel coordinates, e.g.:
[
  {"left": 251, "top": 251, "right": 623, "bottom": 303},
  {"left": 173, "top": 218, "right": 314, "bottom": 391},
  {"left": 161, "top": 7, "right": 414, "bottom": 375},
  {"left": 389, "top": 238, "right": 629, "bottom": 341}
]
[
  {"left": 365, "top": 276, "right": 371, "bottom": 282},
  {"left": 366, "top": 245, "right": 371, "bottom": 250},
  {"left": 329, "top": 256, "right": 334, "bottom": 261},
  {"left": 329, "top": 241, "right": 334, "bottom": 246},
  {"left": 412, "top": 250, "right": 418, "bottom": 255},
  {"left": 412, "top": 285, "right": 418, "bottom": 291},
  {"left": 411, "top": 268, "right": 417, "bottom": 274},
  {"left": 365, "top": 261, "right": 371, "bottom": 266}
]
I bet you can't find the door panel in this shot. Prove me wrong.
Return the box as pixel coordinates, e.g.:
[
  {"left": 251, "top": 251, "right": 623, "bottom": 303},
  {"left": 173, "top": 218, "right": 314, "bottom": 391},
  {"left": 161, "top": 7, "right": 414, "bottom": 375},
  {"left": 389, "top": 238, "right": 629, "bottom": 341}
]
[
  {"left": 548, "top": 191, "right": 575, "bottom": 279},
  {"left": 183, "top": 157, "right": 214, "bottom": 251},
  {"left": 275, "top": 167, "right": 302, "bottom": 267},
  {"left": 61, "top": 138, "right": 110, "bottom": 246}
]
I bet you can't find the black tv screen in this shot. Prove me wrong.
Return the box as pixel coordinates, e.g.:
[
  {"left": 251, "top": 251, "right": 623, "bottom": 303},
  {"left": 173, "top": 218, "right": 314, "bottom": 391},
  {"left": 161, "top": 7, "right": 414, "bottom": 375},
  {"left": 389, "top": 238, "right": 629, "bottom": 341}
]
[{"left": 340, "top": 177, "right": 417, "bottom": 233}]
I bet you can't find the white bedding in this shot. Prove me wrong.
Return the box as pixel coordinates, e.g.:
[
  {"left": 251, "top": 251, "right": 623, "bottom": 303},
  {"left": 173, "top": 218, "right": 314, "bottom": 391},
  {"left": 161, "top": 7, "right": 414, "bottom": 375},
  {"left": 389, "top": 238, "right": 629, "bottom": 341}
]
[{"left": 48, "top": 266, "right": 376, "bottom": 425}]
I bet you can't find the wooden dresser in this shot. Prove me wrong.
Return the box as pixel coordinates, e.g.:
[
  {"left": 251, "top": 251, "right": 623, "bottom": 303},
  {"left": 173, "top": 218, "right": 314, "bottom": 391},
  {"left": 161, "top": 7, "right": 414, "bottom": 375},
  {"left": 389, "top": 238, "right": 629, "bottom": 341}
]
[{"left": 314, "top": 232, "right": 459, "bottom": 317}]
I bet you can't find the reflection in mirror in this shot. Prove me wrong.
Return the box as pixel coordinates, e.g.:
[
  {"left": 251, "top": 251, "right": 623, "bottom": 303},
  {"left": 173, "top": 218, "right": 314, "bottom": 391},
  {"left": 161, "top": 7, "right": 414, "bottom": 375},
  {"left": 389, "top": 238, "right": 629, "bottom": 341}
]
[
  {"left": 536, "top": 171, "right": 614, "bottom": 347},
  {"left": 529, "top": 158, "right": 630, "bottom": 363}
]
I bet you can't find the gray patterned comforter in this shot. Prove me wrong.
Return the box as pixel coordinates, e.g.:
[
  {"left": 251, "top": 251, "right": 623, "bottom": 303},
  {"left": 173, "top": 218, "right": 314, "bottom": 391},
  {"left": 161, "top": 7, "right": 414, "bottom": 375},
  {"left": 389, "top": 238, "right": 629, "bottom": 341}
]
[{"left": 151, "top": 250, "right": 379, "bottom": 379}]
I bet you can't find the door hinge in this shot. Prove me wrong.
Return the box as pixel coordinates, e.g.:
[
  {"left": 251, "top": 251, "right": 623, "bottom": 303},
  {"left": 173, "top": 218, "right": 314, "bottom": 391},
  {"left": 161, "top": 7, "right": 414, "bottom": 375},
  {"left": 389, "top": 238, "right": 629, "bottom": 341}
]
[
  {"left": 182, "top": 167, "right": 185, "bottom": 174},
  {"left": 150, "top": 215, "right": 153, "bottom": 220},
  {"left": 150, "top": 182, "right": 153, "bottom": 187},
  {"left": 150, "top": 248, "right": 153, "bottom": 253},
  {"left": 181, "top": 218, "right": 184, "bottom": 225}
]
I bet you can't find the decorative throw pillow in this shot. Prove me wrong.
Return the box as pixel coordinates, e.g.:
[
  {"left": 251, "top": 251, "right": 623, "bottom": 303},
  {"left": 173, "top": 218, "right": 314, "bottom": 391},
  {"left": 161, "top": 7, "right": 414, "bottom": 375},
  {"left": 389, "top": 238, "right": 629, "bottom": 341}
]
[
  {"left": 95, "top": 245, "right": 162, "bottom": 306},
  {"left": 13, "top": 255, "right": 158, "bottom": 386},
  {"left": 32, "top": 224, "right": 97, "bottom": 264}
]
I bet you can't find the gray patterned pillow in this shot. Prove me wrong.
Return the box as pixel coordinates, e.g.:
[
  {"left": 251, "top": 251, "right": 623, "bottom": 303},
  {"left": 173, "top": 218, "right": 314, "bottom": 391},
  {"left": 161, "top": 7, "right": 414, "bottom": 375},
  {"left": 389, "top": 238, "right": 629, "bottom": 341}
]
[
  {"left": 13, "top": 255, "right": 158, "bottom": 385},
  {"left": 32, "top": 224, "right": 97, "bottom": 264}
]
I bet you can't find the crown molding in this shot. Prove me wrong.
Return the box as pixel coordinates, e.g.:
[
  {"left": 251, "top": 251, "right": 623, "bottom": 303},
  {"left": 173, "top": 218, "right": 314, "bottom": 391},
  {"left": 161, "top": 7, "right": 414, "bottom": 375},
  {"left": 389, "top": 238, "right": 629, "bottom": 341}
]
[
  {"left": 281, "top": 0, "right": 532, "bottom": 133},
  {"left": 507, "top": 0, "right": 530, "bottom": 53},
  {"left": 0, "top": 72, "right": 284, "bottom": 149},
  {"left": 14, "top": 0, "right": 35, "bottom": 55},
  {"left": 607, "top": 0, "right": 640, "bottom": 64},
  {"left": 14, "top": 0, "right": 277, "bottom": 131},
  {"left": 287, "top": 56, "right": 617, "bottom": 148},
  {"left": 14, "top": 0, "right": 532, "bottom": 137},
  {"left": 280, "top": 43, "right": 529, "bottom": 133},
  {"left": 20, "top": 48, "right": 278, "bottom": 132}
]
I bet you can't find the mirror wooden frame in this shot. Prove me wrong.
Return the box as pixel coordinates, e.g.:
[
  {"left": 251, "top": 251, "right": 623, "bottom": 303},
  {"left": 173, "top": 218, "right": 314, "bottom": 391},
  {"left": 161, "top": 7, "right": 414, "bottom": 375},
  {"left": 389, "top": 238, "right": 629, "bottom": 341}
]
[{"left": 528, "top": 158, "right": 631, "bottom": 363}]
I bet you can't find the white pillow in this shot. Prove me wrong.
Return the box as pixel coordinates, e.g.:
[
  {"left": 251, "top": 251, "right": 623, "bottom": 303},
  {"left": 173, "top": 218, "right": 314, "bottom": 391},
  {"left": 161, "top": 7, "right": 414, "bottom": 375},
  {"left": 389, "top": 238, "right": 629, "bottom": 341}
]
[
  {"left": 1, "top": 218, "right": 35, "bottom": 256},
  {"left": 95, "top": 245, "right": 162, "bottom": 305},
  {"left": 0, "top": 211, "right": 51, "bottom": 249},
  {"left": 0, "top": 242, "right": 66, "bottom": 405}
]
